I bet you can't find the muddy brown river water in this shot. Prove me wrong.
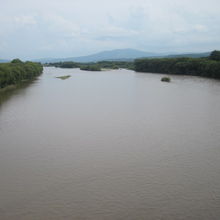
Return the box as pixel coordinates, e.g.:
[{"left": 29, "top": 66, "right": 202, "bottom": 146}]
[{"left": 0, "top": 67, "right": 220, "bottom": 219}]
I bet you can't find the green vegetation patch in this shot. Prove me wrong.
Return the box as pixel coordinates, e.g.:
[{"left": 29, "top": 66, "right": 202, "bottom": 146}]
[
  {"left": 50, "top": 62, "right": 80, "bottom": 68},
  {"left": 97, "top": 61, "right": 134, "bottom": 70},
  {"left": 56, "top": 75, "right": 71, "bottom": 80},
  {"left": 161, "top": 77, "right": 171, "bottom": 82},
  {"left": 80, "top": 65, "right": 101, "bottom": 71},
  {"left": 0, "top": 59, "right": 43, "bottom": 89},
  {"left": 134, "top": 50, "right": 220, "bottom": 79},
  {"left": 48, "top": 61, "right": 134, "bottom": 71}
]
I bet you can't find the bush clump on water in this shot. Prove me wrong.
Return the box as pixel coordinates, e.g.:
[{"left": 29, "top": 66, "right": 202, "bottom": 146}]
[
  {"left": 161, "top": 76, "right": 171, "bottom": 82},
  {"left": 56, "top": 75, "right": 71, "bottom": 80}
]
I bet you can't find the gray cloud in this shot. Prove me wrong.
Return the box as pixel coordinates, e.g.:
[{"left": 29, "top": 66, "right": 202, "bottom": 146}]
[{"left": 0, "top": 0, "right": 220, "bottom": 59}]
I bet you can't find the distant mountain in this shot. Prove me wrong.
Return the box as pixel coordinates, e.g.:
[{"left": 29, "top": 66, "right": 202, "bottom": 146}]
[
  {"left": 0, "top": 59, "right": 10, "bottom": 63},
  {"left": 33, "top": 49, "right": 159, "bottom": 63},
  {"left": 72, "top": 49, "right": 158, "bottom": 62},
  {"left": 32, "top": 49, "right": 212, "bottom": 63},
  {"left": 166, "top": 52, "right": 211, "bottom": 58}
]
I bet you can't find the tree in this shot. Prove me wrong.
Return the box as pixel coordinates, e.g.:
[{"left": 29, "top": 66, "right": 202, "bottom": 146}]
[
  {"left": 11, "top": 59, "right": 23, "bottom": 64},
  {"left": 209, "top": 50, "right": 220, "bottom": 61}
]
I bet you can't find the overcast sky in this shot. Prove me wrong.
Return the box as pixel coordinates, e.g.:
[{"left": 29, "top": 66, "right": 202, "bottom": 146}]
[{"left": 1, "top": 0, "right": 220, "bottom": 59}]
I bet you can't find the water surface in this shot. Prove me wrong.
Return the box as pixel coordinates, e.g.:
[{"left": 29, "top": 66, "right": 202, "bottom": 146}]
[{"left": 0, "top": 67, "right": 220, "bottom": 219}]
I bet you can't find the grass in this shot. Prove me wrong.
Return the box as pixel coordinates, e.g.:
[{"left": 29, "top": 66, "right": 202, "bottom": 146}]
[
  {"left": 161, "top": 76, "right": 171, "bottom": 82},
  {"left": 56, "top": 75, "right": 71, "bottom": 80}
]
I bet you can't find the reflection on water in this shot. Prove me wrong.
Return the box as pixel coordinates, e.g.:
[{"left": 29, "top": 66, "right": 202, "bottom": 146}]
[
  {"left": 0, "top": 67, "right": 220, "bottom": 220},
  {"left": 0, "top": 79, "right": 40, "bottom": 110}
]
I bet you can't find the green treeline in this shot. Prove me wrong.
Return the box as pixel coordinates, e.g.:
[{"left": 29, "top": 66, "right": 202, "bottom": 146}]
[
  {"left": 48, "top": 62, "right": 101, "bottom": 71},
  {"left": 0, "top": 59, "right": 43, "bottom": 89},
  {"left": 97, "top": 61, "right": 134, "bottom": 70},
  {"left": 134, "top": 50, "right": 220, "bottom": 79},
  {"left": 49, "top": 61, "right": 80, "bottom": 68},
  {"left": 48, "top": 61, "right": 134, "bottom": 71},
  {"left": 48, "top": 51, "right": 220, "bottom": 79},
  {"left": 80, "top": 64, "right": 101, "bottom": 71}
]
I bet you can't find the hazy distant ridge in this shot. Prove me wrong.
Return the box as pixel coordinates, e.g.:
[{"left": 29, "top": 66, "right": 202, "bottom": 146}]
[
  {"left": 2, "top": 49, "right": 211, "bottom": 63},
  {"left": 33, "top": 49, "right": 211, "bottom": 63},
  {"left": 0, "top": 59, "right": 10, "bottom": 63},
  {"left": 166, "top": 52, "right": 210, "bottom": 58},
  {"left": 33, "top": 49, "right": 158, "bottom": 63}
]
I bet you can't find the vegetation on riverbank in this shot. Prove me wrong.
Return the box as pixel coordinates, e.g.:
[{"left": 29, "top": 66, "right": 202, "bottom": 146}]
[
  {"left": 47, "top": 61, "right": 134, "bottom": 71},
  {"left": 49, "top": 62, "right": 80, "bottom": 68},
  {"left": 46, "top": 51, "right": 220, "bottom": 79},
  {"left": 80, "top": 64, "right": 101, "bottom": 71},
  {"left": 134, "top": 50, "right": 220, "bottom": 79},
  {"left": 97, "top": 61, "right": 134, "bottom": 70},
  {"left": 0, "top": 59, "right": 43, "bottom": 89}
]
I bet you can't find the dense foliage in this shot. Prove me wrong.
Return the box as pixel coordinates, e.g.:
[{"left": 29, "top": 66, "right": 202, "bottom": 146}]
[
  {"left": 209, "top": 50, "right": 220, "bottom": 61},
  {"left": 0, "top": 59, "right": 43, "bottom": 89},
  {"left": 161, "top": 77, "right": 171, "bottom": 82},
  {"left": 48, "top": 61, "right": 134, "bottom": 70},
  {"left": 97, "top": 61, "right": 134, "bottom": 70},
  {"left": 134, "top": 51, "right": 220, "bottom": 79},
  {"left": 48, "top": 61, "right": 80, "bottom": 68},
  {"left": 44, "top": 50, "right": 220, "bottom": 79},
  {"left": 80, "top": 64, "right": 101, "bottom": 71}
]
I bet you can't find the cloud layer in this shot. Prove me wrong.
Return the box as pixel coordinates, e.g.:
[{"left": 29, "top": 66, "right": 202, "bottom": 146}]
[{"left": 1, "top": 0, "right": 220, "bottom": 59}]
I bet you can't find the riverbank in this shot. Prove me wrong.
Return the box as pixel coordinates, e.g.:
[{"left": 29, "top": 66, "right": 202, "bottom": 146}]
[
  {"left": 0, "top": 59, "right": 43, "bottom": 89},
  {"left": 134, "top": 50, "right": 220, "bottom": 79},
  {"left": 47, "top": 61, "right": 134, "bottom": 71}
]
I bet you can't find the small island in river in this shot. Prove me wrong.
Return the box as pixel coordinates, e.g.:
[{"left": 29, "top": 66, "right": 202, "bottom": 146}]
[{"left": 56, "top": 75, "right": 71, "bottom": 80}]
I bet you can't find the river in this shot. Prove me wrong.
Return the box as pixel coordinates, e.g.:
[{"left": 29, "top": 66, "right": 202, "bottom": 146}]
[{"left": 0, "top": 67, "right": 220, "bottom": 219}]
